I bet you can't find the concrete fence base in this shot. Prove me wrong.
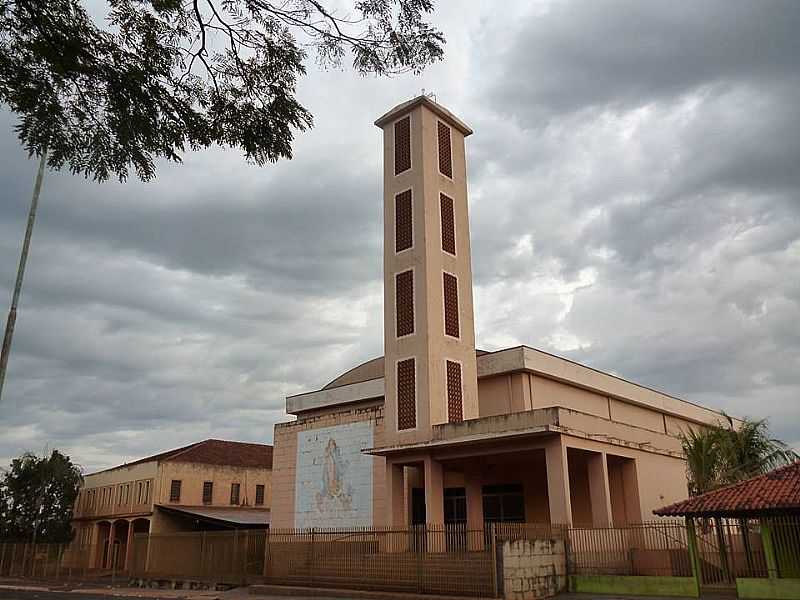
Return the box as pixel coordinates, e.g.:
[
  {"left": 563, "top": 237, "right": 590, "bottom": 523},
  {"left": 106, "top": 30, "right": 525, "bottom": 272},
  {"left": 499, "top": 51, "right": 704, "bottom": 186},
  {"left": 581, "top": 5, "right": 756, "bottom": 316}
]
[{"left": 568, "top": 574, "right": 700, "bottom": 597}]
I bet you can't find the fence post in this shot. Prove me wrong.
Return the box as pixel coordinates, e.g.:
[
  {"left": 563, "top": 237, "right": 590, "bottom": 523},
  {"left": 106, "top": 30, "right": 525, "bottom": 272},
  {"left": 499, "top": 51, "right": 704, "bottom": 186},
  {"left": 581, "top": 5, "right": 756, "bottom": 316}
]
[
  {"left": 490, "top": 522, "right": 499, "bottom": 598},
  {"left": 309, "top": 528, "right": 315, "bottom": 589},
  {"left": 686, "top": 518, "right": 702, "bottom": 596},
  {"left": 760, "top": 519, "right": 779, "bottom": 579},
  {"left": 416, "top": 525, "right": 424, "bottom": 595}
]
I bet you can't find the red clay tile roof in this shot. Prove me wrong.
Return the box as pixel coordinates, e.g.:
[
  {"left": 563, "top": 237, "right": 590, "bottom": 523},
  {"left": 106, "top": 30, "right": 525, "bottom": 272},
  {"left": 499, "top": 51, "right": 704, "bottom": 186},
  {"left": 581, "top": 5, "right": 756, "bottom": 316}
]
[
  {"left": 654, "top": 461, "right": 800, "bottom": 517},
  {"left": 100, "top": 439, "right": 273, "bottom": 473},
  {"left": 163, "top": 439, "right": 273, "bottom": 469}
]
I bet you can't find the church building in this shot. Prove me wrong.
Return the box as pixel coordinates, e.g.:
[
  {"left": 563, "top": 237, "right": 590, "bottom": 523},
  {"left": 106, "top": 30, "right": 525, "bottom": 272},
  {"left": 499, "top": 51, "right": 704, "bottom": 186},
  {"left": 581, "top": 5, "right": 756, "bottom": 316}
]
[{"left": 269, "top": 96, "right": 734, "bottom": 531}]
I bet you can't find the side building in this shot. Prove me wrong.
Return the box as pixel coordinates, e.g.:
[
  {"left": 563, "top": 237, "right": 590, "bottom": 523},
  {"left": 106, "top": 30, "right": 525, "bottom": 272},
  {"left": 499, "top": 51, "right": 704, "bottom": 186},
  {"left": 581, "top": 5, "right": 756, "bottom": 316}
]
[
  {"left": 71, "top": 439, "right": 272, "bottom": 570},
  {"left": 270, "top": 95, "right": 739, "bottom": 532}
]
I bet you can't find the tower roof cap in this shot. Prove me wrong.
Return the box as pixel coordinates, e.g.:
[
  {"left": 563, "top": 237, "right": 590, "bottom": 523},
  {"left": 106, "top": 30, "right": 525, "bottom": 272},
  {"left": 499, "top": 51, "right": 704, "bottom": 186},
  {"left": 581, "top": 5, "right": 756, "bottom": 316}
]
[{"left": 374, "top": 95, "right": 473, "bottom": 136}]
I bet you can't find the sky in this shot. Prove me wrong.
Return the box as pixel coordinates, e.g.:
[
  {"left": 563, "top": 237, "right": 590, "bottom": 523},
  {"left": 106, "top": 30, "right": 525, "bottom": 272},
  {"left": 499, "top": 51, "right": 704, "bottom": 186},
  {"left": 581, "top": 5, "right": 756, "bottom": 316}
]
[{"left": 0, "top": 0, "right": 798, "bottom": 473}]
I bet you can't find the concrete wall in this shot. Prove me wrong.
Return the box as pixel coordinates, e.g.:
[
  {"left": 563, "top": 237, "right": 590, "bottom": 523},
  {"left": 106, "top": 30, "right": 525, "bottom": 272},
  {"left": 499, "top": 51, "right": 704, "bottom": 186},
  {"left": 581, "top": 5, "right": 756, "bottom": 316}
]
[
  {"left": 502, "top": 538, "right": 566, "bottom": 600},
  {"left": 270, "top": 404, "right": 385, "bottom": 529},
  {"left": 155, "top": 462, "right": 271, "bottom": 508}
]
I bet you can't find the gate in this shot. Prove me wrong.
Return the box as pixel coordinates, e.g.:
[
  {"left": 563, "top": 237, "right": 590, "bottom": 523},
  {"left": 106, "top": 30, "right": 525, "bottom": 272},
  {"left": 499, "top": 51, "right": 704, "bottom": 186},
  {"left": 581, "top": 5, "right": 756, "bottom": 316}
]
[{"left": 696, "top": 519, "right": 767, "bottom": 591}]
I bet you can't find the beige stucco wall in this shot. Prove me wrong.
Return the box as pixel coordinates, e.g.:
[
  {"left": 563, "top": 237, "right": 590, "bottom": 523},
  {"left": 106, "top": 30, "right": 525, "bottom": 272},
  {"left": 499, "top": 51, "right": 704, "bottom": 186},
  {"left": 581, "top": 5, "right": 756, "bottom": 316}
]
[
  {"left": 154, "top": 461, "right": 271, "bottom": 508},
  {"left": 478, "top": 371, "right": 707, "bottom": 445},
  {"left": 270, "top": 404, "right": 385, "bottom": 529},
  {"left": 381, "top": 100, "right": 480, "bottom": 447},
  {"left": 76, "top": 461, "right": 157, "bottom": 520},
  {"left": 562, "top": 435, "right": 688, "bottom": 523}
]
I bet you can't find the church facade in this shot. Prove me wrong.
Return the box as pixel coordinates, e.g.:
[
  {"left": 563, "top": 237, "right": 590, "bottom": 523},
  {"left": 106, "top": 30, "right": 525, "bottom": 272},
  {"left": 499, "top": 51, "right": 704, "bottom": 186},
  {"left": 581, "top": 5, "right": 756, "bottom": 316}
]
[{"left": 270, "top": 96, "right": 734, "bottom": 531}]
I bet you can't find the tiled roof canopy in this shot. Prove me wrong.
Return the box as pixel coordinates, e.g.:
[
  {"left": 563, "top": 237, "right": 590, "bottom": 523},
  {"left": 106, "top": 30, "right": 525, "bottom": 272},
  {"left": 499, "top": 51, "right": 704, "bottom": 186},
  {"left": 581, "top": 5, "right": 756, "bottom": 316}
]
[{"left": 655, "top": 461, "right": 800, "bottom": 517}]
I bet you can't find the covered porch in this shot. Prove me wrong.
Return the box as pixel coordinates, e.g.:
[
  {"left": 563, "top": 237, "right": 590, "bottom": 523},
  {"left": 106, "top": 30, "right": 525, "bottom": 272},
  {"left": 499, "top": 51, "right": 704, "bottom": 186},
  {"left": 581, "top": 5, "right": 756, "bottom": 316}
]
[{"left": 373, "top": 416, "right": 644, "bottom": 530}]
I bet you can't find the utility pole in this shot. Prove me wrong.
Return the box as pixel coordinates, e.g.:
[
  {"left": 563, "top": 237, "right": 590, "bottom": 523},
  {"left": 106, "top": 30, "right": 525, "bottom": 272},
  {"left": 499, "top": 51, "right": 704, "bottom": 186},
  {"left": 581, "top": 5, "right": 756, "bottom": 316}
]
[{"left": 0, "top": 150, "right": 47, "bottom": 405}]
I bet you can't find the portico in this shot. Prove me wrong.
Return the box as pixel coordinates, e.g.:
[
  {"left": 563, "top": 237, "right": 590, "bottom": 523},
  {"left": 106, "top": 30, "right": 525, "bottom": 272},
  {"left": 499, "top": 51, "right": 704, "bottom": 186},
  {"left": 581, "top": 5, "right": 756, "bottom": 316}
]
[{"left": 374, "top": 408, "right": 645, "bottom": 530}]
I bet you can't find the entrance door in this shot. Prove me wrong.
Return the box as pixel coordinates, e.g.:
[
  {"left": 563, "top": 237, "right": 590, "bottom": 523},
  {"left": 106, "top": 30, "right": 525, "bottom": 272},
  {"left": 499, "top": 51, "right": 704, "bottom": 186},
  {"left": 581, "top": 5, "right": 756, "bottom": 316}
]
[
  {"left": 445, "top": 488, "right": 467, "bottom": 551},
  {"left": 411, "top": 488, "right": 426, "bottom": 551}
]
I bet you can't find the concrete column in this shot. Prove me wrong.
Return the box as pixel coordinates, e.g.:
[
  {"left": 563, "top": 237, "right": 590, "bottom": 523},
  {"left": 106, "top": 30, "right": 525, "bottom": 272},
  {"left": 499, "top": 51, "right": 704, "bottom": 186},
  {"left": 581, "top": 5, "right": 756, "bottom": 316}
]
[
  {"left": 465, "top": 465, "right": 484, "bottom": 529},
  {"left": 386, "top": 461, "right": 406, "bottom": 527},
  {"left": 545, "top": 437, "right": 572, "bottom": 526},
  {"left": 424, "top": 456, "right": 445, "bottom": 525},
  {"left": 464, "top": 464, "right": 484, "bottom": 551},
  {"left": 622, "top": 458, "right": 642, "bottom": 523},
  {"left": 424, "top": 456, "right": 445, "bottom": 552},
  {"left": 587, "top": 452, "right": 613, "bottom": 527}
]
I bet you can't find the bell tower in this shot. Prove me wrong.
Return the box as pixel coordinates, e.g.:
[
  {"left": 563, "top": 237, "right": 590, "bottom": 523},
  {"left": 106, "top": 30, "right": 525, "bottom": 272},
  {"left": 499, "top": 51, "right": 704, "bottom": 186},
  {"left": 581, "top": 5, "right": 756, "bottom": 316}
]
[{"left": 375, "top": 96, "right": 479, "bottom": 445}]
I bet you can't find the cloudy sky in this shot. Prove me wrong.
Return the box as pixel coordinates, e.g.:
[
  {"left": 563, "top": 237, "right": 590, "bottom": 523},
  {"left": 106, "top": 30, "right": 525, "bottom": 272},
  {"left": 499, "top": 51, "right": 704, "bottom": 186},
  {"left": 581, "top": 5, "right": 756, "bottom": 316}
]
[{"left": 1, "top": 0, "right": 798, "bottom": 473}]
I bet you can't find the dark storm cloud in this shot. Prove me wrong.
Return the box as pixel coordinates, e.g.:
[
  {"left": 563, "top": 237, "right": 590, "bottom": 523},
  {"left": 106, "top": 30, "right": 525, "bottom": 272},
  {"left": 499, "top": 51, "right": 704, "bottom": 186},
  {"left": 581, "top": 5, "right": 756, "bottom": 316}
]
[
  {"left": 1, "top": 0, "right": 798, "bottom": 471},
  {"left": 489, "top": 0, "right": 800, "bottom": 124},
  {"left": 467, "top": 0, "right": 800, "bottom": 446}
]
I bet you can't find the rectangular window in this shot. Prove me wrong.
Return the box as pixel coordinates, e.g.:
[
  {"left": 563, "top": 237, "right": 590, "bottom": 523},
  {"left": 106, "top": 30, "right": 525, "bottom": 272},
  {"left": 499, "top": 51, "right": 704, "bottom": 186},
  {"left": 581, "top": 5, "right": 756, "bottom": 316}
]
[
  {"left": 446, "top": 360, "right": 463, "bottom": 423},
  {"left": 395, "top": 190, "right": 413, "bottom": 252},
  {"left": 443, "top": 272, "right": 460, "bottom": 338},
  {"left": 255, "top": 484, "right": 265, "bottom": 506},
  {"left": 438, "top": 121, "right": 452, "bottom": 178},
  {"left": 397, "top": 358, "right": 416, "bottom": 430},
  {"left": 396, "top": 269, "right": 415, "bottom": 337},
  {"left": 394, "top": 116, "right": 411, "bottom": 175},
  {"left": 482, "top": 483, "right": 525, "bottom": 523},
  {"left": 202, "top": 481, "right": 213, "bottom": 505},
  {"left": 145, "top": 480, "right": 151, "bottom": 503},
  {"left": 440, "top": 193, "right": 456, "bottom": 255},
  {"left": 230, "top": 483, "right": 241, "bottom": 505},
  {"left": 169, "top": 480, "right": 181, "bottom": 502}
]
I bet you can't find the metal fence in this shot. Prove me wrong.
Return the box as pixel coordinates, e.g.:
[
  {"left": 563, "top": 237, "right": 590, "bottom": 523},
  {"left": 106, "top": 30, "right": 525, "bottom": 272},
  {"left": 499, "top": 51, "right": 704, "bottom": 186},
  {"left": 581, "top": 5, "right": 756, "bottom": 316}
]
[
  {"left": 129, "top": 529, "right": 266, "bottom": 584},
  {"left": 263, "top": 524, "right": 497, "bottom": 597},
  {"left": 2, "top": 516, "right": 798, "bottom": 592},
  {"left": 567, "top": 520, "right": 693, "bottom": 577},
  {"left": 0, "top": 542, "right": 96, "bottom": 579},
  {"left": 769, "top": 515, "right": 800, "bottom": 579},
  {"left": 693, "top": 518, "right": 768, "bottom": 588}
]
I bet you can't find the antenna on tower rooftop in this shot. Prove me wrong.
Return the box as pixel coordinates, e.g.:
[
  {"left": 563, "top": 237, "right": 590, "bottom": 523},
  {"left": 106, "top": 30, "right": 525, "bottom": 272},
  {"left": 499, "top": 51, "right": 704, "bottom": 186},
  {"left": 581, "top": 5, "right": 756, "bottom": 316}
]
[{"left": 420, "top": 88, "right": 436, "bottom": 102}]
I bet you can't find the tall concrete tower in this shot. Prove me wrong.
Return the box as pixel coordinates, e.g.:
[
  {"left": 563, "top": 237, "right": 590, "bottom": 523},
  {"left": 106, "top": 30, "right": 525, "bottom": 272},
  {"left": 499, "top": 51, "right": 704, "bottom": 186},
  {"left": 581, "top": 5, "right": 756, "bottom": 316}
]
[{"left": 375, "top": 96, "right": 479, "bottom": 446}]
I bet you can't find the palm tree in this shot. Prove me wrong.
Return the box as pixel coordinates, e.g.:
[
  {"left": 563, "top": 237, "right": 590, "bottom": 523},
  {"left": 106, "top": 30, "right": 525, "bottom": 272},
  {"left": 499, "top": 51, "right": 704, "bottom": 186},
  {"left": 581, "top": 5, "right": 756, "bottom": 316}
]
[
  {"left": 717, "top": 418, "right": 798, "bottom": 483},
  {"left": 680, "top": 427, "right": 725, "bottom": 496},
  {"left": 679, "top": 417, "right": 798, "bottom": 496}
]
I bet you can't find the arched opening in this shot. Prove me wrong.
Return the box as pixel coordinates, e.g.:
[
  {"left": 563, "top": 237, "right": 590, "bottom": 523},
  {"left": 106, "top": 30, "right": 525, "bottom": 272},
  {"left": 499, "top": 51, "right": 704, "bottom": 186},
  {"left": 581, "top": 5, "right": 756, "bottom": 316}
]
[
  {"left": 111, "top": 520, "right": 129, "bottom": 571},
  {"left": 95, "top": 521, "right": 112, "bottom": 569},
  {"left": 129, "top": 518, "right": 151, "bottom": 572}
]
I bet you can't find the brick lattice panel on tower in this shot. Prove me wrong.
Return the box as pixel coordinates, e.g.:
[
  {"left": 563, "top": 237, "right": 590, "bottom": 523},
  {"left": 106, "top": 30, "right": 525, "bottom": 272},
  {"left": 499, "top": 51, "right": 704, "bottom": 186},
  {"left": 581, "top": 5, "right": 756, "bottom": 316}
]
[
  {"left": 443, "top": 272, "right": 460, "bottom": 337},
  {"left": 446, "top": 360, "right": 463, "bottom": 422},
  {"left": 440, "top": 193, "right": 456, "bottom": 255},
  {"left": 397, "top": 358, "right": 416, "bottom": 430},
  {"left": 396, "top": 270, "right": 415, "bottom": 337},
  {"left": 438, "top": 121, "right": 452, "bottom": 178},
  {"left": 395, "top": 190, "right": 413, "bottom": 252},
  {"left": 395, "top": 116, "right": 411, "bottom": 175}
]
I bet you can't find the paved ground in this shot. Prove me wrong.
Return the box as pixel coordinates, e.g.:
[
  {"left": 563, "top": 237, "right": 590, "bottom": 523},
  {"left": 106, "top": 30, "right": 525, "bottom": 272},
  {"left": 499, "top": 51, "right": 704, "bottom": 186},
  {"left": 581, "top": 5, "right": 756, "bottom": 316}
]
[{"left": 0, "top": 586, "right": 332, "bottom": 600}]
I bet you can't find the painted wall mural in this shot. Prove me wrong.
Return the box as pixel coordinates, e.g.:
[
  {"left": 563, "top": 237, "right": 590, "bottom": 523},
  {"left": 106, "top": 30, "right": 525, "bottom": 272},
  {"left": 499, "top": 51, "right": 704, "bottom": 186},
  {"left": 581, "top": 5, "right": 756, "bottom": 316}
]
[{"left": 294, "top": 421, "right": 374, "bottom": 528}]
